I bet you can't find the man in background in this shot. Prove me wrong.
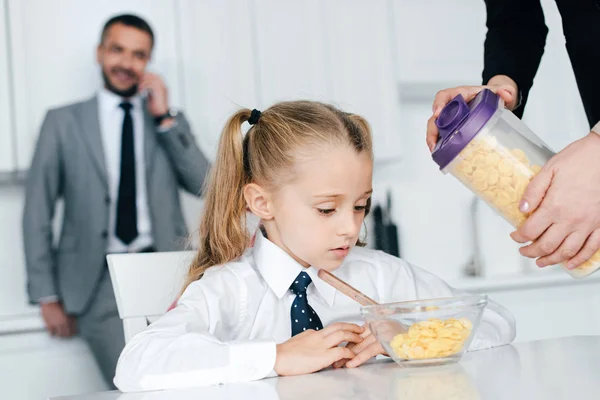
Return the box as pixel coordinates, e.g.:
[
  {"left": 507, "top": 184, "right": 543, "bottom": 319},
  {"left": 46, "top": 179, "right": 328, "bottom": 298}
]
[{"left": 22, "top": 14, "right": 209, "bottom": 387}]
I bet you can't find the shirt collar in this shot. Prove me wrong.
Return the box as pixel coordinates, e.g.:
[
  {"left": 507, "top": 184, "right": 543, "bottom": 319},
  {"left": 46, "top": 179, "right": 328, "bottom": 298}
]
[
  {"left": 98, "top": 87, "right": 142, "bottom": 112},
  {"left": 253, "top": 232, "right": 337, "bottom": 307}
]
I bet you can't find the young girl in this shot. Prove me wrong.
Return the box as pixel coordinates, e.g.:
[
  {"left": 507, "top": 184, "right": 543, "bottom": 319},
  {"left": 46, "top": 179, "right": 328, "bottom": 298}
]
[{"left": 114, "top": 101, "right": 515, "bottom": 392}]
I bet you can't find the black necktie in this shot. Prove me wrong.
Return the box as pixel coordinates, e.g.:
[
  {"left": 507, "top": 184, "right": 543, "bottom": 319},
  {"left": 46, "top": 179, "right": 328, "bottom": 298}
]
[
  {"left": 116, "top": 101, "right": 138, "bottom": 245},
  {"left": 290, "top": 272, "right": 324, "bottom": 336}
]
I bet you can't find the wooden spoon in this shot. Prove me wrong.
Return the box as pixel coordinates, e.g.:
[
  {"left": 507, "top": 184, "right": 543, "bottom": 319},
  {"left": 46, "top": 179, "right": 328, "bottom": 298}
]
[{"left": 317, "top": 269, "right": 378, "bottom": 306}]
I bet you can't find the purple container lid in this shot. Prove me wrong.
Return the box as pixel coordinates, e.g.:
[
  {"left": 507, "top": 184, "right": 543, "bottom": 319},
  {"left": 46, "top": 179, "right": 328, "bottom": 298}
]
[{"left": 431, "top": 89, "right": 500, "bottom": 170}]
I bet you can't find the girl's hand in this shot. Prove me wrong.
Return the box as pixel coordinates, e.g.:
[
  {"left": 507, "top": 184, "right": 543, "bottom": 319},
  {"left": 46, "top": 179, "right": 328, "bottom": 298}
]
[
  {"left": 332, "top": 325, "right": 386, "bottom": 369},
  {"left": 275, "top": 322, "right": 364, "bottom": 376}
]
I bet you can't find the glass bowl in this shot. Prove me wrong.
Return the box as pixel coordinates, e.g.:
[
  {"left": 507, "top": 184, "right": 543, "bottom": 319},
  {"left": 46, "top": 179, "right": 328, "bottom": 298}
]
[{"left": 361, "top": 295, "right": 488, "bottom": 367}]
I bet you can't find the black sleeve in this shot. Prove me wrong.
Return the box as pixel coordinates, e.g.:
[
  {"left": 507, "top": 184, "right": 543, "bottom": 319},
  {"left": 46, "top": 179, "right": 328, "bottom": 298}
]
[
  {"left": 555, "top": 0, "right": 600, "bottom": 128},
  {"left": 482, "top": 0, "right": 548, "bottom": 118}
]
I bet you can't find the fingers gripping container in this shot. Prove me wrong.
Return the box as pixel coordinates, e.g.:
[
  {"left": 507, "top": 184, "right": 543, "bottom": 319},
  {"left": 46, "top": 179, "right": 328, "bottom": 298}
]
[{"left": 432, "top": 89, "right": 600, "bottom": 278}]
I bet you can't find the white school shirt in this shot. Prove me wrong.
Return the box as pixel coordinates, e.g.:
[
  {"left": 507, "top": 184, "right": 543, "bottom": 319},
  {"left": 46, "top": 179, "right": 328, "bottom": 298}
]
[
  {"left": 98, "top": 88, "right": 153, "bottom": 253},
  {"left": 114, "top": 233, "right": 516, "bottom": 392}
]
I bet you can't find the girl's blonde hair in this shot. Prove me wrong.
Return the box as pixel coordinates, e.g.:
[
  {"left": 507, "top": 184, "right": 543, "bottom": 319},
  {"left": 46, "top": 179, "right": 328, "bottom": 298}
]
[{"left": 183, "top": 101, "right": 373, "bottom": 291}]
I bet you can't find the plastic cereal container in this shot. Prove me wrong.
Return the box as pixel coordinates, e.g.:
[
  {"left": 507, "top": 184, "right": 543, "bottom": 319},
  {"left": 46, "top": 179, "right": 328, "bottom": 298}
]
[{"left": 431, "top": 89, "right": 600, "bottom": 278}]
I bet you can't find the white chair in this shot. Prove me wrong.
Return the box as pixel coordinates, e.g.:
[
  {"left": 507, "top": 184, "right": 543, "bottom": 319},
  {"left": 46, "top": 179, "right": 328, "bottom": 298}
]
[{"left": 107, "top": 251, "right": 195, "bottom": 343}]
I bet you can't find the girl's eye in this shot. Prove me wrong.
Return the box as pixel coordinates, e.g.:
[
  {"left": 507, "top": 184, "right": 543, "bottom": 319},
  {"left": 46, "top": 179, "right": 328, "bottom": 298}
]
[
  {"left": 354, "top": 205, "right": 367, "bottom": 212},
  {"left": 318, "top": 208, "right": 336, "bottom": 215}
]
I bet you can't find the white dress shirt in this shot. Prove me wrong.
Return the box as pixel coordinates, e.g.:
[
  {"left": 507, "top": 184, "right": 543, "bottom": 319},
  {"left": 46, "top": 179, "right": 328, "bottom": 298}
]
[
  {"left": 592, "top": 120, "right": 600, "bottom": 136},
  {"left": 98, "top": 88, "right": 153, "bottom": 253},
  {"left": 114, "top": 233, "right": 516, "bottom": 392}
]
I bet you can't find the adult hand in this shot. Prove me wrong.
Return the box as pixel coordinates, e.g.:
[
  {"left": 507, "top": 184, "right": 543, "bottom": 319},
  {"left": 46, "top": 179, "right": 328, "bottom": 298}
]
[
  {"left": 40, "top": 301, "right": 77, "bottom": 337},
  {"left": 426, "top": 75, "right": 519, "bottom": 152},
  {"left": 140, "top": 73, "right": 174, "bottom": 129},
  {"left": 511, "top": 132, "right": 600, "bottom": 269}
]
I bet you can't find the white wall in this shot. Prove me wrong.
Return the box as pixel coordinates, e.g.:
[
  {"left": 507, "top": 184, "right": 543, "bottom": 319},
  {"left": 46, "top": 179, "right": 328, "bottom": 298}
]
[{"left": 0, "top": 0, "right": 593, "bottom": 399}]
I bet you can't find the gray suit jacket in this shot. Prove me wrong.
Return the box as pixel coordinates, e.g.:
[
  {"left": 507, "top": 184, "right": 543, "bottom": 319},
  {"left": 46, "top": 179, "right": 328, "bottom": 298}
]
[{"left": 22, "top": 95, "right": 210, "bottom": 314}]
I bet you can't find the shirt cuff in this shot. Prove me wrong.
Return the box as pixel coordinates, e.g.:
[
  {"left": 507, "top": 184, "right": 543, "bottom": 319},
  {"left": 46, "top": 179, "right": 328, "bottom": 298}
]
[
  {"left": 135, "top": 339, "right": 277, "bottom": 391},
  {"left": 591, "top": 121, "right": 600, "bottom": 136},
  {"left": 157, "top": 120, "right": 179, "bottom": 133},
  {"left": 512, "top": 89, "right": 523, "bottom": 111},
  {"left": 226, "top": 339, "right": 277, "bottom": 383},
  {"left": 38, "top": 296, "right": 59, "bottom": 304}
]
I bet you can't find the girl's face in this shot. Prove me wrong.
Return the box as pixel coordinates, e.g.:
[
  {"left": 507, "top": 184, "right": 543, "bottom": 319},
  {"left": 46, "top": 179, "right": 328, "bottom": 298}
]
[{"left": 262, "top": 145, "right": 373, "bottom": 271}]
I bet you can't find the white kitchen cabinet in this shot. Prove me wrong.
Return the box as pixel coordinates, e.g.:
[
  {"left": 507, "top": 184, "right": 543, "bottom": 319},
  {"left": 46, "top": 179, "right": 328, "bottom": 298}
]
[
  {"left": 253, "top": 0, "right": 330, "bottom": 105},
  {"left": 392, "top": 0, "right": 589, "bottom": 152},
  {"left": 251, "top": 0, "right": 402, "bottom": 160},
  {"left": 0, "top": 187, "right": 35, "bottom": 319},
  {"left": 7, "top": 0, "right": 183, "bottom": 170},
  {"left": 176, "top": 0, "right": 257, "bottom": 159},
  {"left": 0, "top": 0, "right": 15, "bottom": 173},
  {"left": 324, "top": 0, "right": 402, "bottom": 160},
  {"left": 454, "top": 272, "right": 600, "bottom": 343},
  {"left": 392, "top": 0, "right": 485, "bottom": 85},
  {"left": 0, "top": 332, "right": 107, "bottom": 400}
]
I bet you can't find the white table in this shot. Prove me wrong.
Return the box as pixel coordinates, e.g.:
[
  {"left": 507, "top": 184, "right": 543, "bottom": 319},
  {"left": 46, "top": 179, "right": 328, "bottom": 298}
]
[{"left": 52, "top": 336, "right": 600, "bottom": 400}]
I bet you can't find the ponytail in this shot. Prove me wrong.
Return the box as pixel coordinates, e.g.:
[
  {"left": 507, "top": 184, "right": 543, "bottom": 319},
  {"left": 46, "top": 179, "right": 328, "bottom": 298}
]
[{"left": 182, "top": 109, "right": 252, "bottom": 291}]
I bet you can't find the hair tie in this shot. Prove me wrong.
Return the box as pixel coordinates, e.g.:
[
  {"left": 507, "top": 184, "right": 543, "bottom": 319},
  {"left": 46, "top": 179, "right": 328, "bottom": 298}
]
[{"left": 248, "top": 109, "right": 262, "bottom": 125}]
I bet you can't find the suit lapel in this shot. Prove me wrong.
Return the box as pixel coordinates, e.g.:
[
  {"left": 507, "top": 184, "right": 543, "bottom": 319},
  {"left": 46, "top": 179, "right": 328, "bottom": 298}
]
[{"left": 78, "top": 96, "right": 108, "bottom": 189}]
